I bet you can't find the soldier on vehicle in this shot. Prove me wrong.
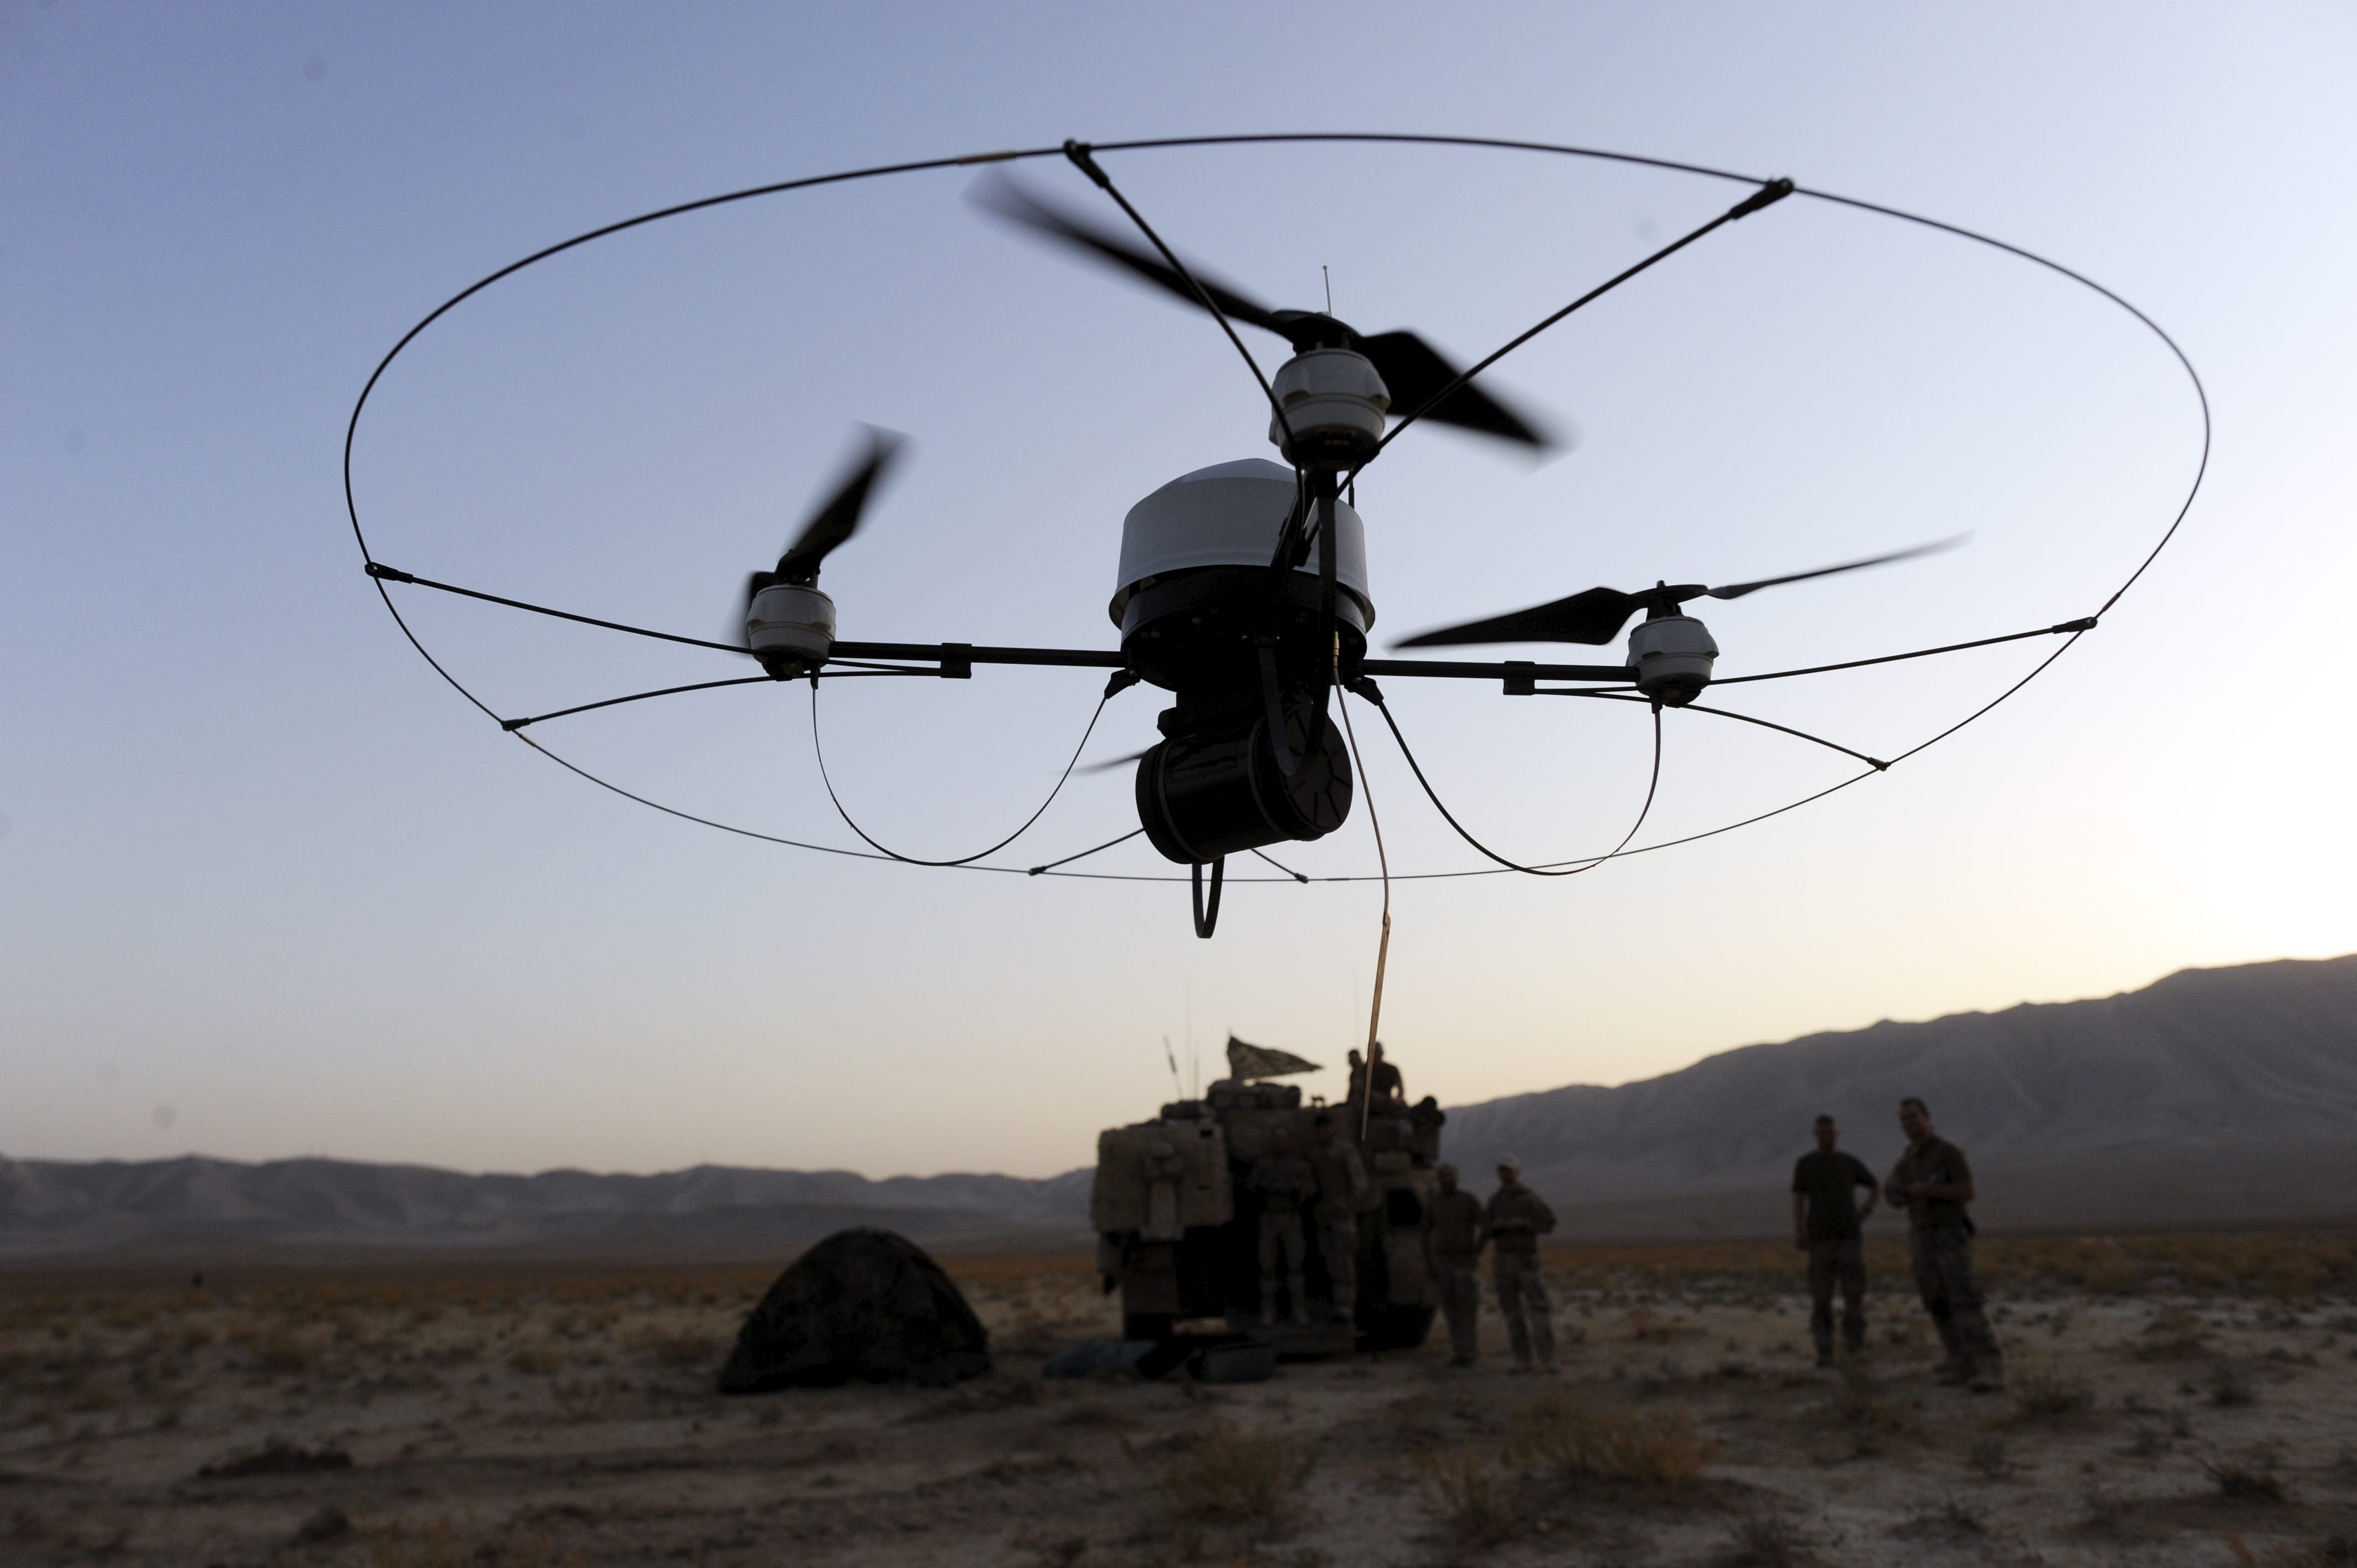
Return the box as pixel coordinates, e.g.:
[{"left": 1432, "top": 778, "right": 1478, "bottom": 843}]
[
  {"left": 1366, "top": 1041, "right": 1404, "bottom": 1104},
  {"left": 1344, "top": 1048, "right": 1367, "bottom": 1108},
  {"left": 1485, "top": 1157, "right": 1557, "bottom": 1373},
  {"left": 1791, "top": 1113, "right": 1879, "bottom": 1367},
  {"left": 1885, "top": 1096, "right": 2004, "bottom": 1392},
  {"left": 1307, "top": 1112, "right": 1368, "bottom": 1322},
  {"left": 1427, "top": 1163, "right": 1487, "bottom": 1368},
  {"left": 1249, "top": 1127, "right": 1318, "bottom": 1325}
]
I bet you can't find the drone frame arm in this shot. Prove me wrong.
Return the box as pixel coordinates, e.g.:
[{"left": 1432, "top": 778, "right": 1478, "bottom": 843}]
[{"left": 1377, "top": 177, "right": 1794, "bottom": 454}]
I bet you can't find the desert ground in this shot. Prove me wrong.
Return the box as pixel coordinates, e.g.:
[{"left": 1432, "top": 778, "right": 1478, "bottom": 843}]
[{"left": 4, "top": 1235, "right": 2355, "bottom": 1567}]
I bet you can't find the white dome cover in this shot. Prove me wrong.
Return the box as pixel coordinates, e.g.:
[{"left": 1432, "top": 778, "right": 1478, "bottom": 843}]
[{"left": 1110, "top": 459, "right": 1373, "bottom": 626}]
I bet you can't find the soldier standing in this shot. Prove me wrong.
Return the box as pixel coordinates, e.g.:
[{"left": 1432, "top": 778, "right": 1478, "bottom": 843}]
[
  {"left": 1249, "top": 1128, "right": 1318, "bottom": 1325},
  {"left": 1484, "top": 1157, "right": 1557, "bottom": 1373},
  {"left": 1427, "top": 1163, "right": 1486, "bottom": 1368},
  {"left": 1790, "top": 1113, "right": 1878, "bottom": 1367},
  {"left": 1886, "top": 1097, "right": 2004, "bottom": 1392},
  {"left": 1366, "top": 1041, "right": 1404, "bottom": 1103},
  {"left": 1306, "top": 1113, "right": 1368, "bottom": 1323}
]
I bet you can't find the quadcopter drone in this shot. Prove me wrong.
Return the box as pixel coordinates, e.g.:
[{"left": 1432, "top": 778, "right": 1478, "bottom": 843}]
[{"left": 347, "top": 136, "right": 2204, "bottom": 944}]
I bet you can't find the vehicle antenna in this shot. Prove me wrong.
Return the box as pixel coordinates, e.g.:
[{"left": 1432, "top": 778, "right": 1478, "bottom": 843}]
[
  {"left": 1162, "top": 1034, "right": 1183, "bottom": 1100},
  {"left": 1322, "top": 264, "right": 1332, "bottom": 314}
]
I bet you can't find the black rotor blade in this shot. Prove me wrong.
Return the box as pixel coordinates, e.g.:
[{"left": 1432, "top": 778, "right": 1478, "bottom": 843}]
[
  {"left": 775, "top": 428, "right": 905, "bottom": 584},
  {"left": 1078, "top": 746, "right": 1154, "bottom": 776},
  {"left": 1356, "top": 330, "right": 1555, "bottom": 451},
  {"left": 968, "top": 173, "right": 1288, "bottom": 337},
  {"left": 1705, "top": 535, "right": 1966, "bottom": 601},
  {"left": 1393, "top": 585, "right": 1646, "bottom": 649},
  {"left": 729, "top": 571, "right": 765, "bottom": 649}
]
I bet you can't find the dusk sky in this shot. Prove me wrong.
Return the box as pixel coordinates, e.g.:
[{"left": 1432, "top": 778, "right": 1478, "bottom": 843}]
[{"left": 5, "top": 3, "right": 2352, "bottom": 1179}]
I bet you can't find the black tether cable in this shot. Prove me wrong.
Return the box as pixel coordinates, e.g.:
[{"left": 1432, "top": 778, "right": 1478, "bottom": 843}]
[
  {"left": 343, "top": 133, "right": 2204, "bottom": 886},
  {"left": 809, "top": 677, "right": 1119, "bottom": 867},
  {"left": 1360, "top": 682, "right": 1664, "bottom": 878}
]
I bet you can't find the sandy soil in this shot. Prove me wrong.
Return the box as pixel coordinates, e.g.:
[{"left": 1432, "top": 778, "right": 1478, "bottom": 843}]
[{"left": 4, "top": 1242, "right": 2355, "bottom": 1567}]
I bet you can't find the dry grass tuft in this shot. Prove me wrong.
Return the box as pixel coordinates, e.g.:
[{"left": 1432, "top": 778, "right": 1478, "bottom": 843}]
[
  {"left": 2009, "top": 1351, "right": 2096, "bottom": 1420},
  {"left": 1416, "top": 1451, "right": 1520, "bottom": 1545},
  {"left": 1830, "top": 1357, "right": 1925, "bottom": 1436},
  {"left": 1510, "top": 1386, "right": 1715, "bottom": 1491},
  {"left": 1155, "top": 1419, "right": 1314, "bottom": 1520}
]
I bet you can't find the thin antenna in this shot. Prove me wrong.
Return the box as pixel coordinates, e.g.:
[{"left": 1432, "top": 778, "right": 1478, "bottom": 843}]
[
  {"left": 1322, "top": 264, "right": 1332, "bottom": 314},
  {"left": 1162, "top": 1035, "right": 1183, "bottom": 1101}
]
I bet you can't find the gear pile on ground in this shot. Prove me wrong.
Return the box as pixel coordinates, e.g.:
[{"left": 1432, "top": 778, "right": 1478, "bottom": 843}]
[{"left": 716, "top": 1228, "right": 991, "bottom": 1392}]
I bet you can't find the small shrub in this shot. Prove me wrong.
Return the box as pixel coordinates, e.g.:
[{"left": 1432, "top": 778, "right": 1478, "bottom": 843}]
[
  {"left": 2009, "top": 1352, "right": 2094, "bottom": 1420},
  {"left": 1966, "top": 1436, "right": 2010, "bottom": 1479},
  {"left": 2205, "top": 1457, "right": 2288, "bottom": 1503},
  {"left": 1156, "top": 1420, "right": 1313, "bottom": 1520},
  {"left": 1509, "top": 1388, "right": 1714, "bottom": 1491},
  {"left": 1417, "top": 1452, "right": 1518, "bottom": 1545}
]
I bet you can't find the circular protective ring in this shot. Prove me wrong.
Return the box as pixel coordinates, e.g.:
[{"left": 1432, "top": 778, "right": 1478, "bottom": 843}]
[{"left": 343, "top": 132, "right": 2210, "bottom": 885}]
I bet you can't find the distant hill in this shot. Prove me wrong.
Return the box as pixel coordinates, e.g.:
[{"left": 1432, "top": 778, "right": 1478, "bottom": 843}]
[
  {"left": 0, "top": 1156, "right": 1093, "bottom": 1263},
  {"left": 5, "top": 956, "right": 2350, "bottom": 1262},
  {"left": 1444, "top": 955, "right": 2357, "bottom": 1239}
]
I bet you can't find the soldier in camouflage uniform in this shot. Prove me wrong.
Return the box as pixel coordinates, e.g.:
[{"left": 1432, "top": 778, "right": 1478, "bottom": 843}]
[
  {"left": 1792, "top": 1113, "right": 1878, "bottom": 1366},
  {"left": 1249, "top": 1128, "right": 1318, "bottom": 1325},
  {"left": 1427, "top": 1163, "right": 1487, "bottom": 1368},
  {"left": 1307, "top": 1112, "right": 1368, "bottom": 1323},
  {"left": 1484, "top": 1157, "right": 1557, "bottom": 1373},
  {"left": 1886, "top": 1097, "right": 2004, "bottom": 1392}
]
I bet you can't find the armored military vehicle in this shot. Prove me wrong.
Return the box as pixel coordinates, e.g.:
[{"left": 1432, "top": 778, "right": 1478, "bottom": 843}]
[{"left": 1090, "top": 1054, "right": 1446, "bottom": 1354}]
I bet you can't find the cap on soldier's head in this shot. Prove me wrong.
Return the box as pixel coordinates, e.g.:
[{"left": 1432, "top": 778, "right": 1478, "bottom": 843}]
[{"left": 1497, "top": 1154, "right": 1520, "bottom": 1172}]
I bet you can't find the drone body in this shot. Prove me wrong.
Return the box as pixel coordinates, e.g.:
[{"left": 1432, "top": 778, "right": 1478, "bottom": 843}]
[{"left": 352, "top": 137, "right": 2189, "bottom": 944}]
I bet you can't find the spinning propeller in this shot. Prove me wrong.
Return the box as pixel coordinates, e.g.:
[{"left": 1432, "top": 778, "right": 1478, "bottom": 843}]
[
  {"left": 731, "top": 427, "right": 905, "bottom": 649},
  {"left": 1395, "top": 537, "right": 1965, "bottom": 648},
  {"left": 971, "top": 174, "right": 1557, "bottom": 453}
]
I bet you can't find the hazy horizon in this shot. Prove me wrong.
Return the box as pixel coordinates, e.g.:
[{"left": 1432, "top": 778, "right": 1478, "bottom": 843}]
[{"left": 6, "top": 4, "right": 2353, "bottom": 1180}]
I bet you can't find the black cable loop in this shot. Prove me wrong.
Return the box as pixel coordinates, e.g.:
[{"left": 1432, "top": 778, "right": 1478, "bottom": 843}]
[
  {"left": 1363, "top": 686, "right": 1664, "bottom": 877},
  {"left": 808, "top": 680, "right": 1114, "bottom": 868},
  {"left": 343, "top": 133, "right": 2205, "bottom": 886}
]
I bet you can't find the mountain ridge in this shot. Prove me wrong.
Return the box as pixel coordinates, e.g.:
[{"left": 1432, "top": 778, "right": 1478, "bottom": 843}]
[{"left": 8, "top": 955, "right": 2351, "bottom": 1258}]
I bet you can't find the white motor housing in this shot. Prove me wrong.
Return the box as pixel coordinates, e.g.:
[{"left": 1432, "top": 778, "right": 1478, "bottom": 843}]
[
  {"left": 1110, "top": 458, "right": 1373, "bottom": 631},
  {"left": 747, "top": 582, "right": 836, "bottom": 673},
  {"left": 1267, "top": 348, "right": 1390, "bottom": 468},
  {"left": 1627, "top": 615, "right": 1717, "bottom": 706}
]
